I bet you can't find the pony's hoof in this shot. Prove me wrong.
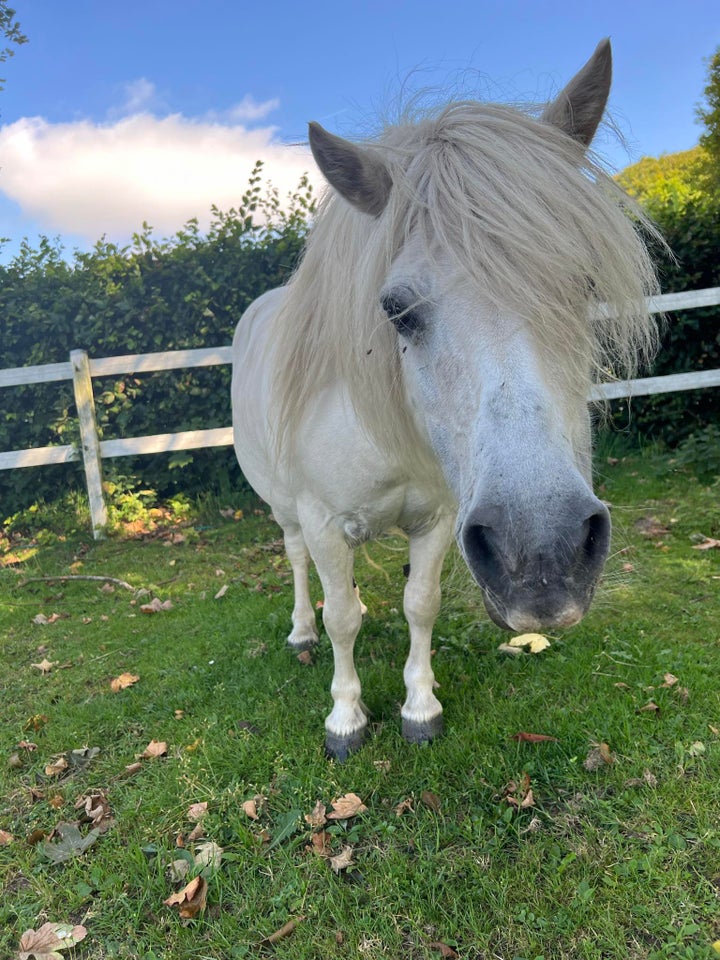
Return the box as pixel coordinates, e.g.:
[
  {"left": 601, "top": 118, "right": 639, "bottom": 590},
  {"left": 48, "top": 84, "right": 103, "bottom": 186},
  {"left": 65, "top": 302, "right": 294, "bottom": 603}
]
[
  {"left": 287, "top": 633, "right": 319, "bottom": 653},
  {"left": 325, "top": 727, "right": 366, "bottom": 762},
  {"left": 402, "top": 714, "right": 444, "bottom": 745}
]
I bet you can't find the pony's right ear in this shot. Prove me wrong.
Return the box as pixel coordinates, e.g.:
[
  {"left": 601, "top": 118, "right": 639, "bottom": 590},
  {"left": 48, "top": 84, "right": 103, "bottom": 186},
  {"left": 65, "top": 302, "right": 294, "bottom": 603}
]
[
  {"left": 541, "top": 39, "right": 612, "bottom": 148},
  {"left": 308, "top": 121, "right": 392, "bottom": 216}
]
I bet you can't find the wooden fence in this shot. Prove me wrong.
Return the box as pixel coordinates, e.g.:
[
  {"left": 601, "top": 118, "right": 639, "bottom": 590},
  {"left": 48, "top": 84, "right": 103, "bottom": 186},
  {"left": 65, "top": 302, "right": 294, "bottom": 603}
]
[{"left": 1, "top": 286, "right": 719, "bottom": 539}]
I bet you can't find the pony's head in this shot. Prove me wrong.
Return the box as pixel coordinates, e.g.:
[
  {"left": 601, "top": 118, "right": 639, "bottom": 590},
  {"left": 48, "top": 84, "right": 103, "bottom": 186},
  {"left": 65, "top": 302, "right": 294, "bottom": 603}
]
[{"left": 283, "top": 40, "right": 659, "bottom": 631}]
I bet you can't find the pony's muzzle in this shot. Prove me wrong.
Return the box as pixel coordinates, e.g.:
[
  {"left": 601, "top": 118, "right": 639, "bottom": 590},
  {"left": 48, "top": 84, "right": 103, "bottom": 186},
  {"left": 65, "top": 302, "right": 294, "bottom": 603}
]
[{"left": 460, "top": 498, "right": 611, "bottom": 631}]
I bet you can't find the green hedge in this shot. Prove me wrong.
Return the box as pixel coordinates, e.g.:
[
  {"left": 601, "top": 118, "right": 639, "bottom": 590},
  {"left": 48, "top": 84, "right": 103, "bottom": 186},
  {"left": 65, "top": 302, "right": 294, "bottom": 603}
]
[{"left": 0, "top": 172, "right": 312, "bottom": 516}]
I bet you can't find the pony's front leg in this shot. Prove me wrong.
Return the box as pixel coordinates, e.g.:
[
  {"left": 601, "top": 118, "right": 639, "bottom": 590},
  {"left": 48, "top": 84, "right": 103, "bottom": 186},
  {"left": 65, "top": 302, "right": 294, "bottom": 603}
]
[
  {"left": 299, "top": 505, "right": 366, "bottom": 760},
  {"left": 402, "top": 514, "right": 454, "bottom": 744},
  {"left": 283, "top": 525, "right": 319, "bottom": 651}
]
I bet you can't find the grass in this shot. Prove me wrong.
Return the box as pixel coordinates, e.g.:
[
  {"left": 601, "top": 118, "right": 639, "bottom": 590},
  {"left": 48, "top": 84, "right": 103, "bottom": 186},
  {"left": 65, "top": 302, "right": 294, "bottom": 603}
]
[{"left": 1, "top": 448, "right": 719, "bottom": 960}]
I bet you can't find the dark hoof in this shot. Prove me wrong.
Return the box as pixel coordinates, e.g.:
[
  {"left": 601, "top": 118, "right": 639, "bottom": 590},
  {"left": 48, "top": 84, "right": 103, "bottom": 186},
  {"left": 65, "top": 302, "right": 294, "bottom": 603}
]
[
  {"left": 325, "top": 727, "right": 366, "bottom": 762},
  {"left": 402, "top": 714, "right": 444, "bottom": 745},
  {"left": 287, "top": 635, "right": 318, "bottom": 653}
]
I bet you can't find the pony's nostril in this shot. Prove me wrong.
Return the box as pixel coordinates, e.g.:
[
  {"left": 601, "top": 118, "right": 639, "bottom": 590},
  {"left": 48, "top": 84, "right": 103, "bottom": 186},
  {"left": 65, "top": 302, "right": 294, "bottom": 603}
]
[
  {"left": 461, "top": 524, "right": 504, "bottom": 587},
  {"left": 580, "top": 508, "right": 611, "bottom": 564}
]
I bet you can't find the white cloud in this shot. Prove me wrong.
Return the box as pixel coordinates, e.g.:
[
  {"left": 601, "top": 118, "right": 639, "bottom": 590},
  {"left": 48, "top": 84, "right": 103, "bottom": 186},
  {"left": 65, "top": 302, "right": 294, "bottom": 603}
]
[
  {"left": 0, "top": 106, "right": 319, "bottom": 246},
  {"left": 227, "top": 94, "right": 281, "bottom": 123},
  {"left": 117, "top": 78, "right": 160, "bottom": 116}
]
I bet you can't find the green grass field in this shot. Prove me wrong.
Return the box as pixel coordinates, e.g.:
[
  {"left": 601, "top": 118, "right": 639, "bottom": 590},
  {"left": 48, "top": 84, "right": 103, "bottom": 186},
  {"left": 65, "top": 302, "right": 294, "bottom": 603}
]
[{"left": 1, "top": 448, "right": 719, "bottom": 960}]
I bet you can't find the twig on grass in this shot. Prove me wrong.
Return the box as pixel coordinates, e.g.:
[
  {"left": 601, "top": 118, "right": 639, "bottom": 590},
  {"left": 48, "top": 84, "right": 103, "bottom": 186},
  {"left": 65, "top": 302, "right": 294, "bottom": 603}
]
[{"left": 19, "top": 575, "right": 135, "bottom": 591}]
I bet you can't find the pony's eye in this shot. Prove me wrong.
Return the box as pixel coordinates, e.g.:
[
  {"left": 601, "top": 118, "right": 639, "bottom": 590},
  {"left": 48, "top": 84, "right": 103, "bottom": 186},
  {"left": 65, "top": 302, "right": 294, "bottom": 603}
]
[{"left": 381, "top": 295, "right": 423, "bottom": 337}]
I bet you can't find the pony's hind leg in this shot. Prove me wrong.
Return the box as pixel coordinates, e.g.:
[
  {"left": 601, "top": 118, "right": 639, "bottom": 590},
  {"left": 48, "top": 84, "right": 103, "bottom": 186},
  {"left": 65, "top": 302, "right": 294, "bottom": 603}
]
[
  {"left": 402, "top": 514, "right": 454, "bottom": 744},
  {"left": 283, "top": 525, "right": 319, "bottom": 651},
  {"left": 298, "top": 502, "right": 366, "bottom": 760}
]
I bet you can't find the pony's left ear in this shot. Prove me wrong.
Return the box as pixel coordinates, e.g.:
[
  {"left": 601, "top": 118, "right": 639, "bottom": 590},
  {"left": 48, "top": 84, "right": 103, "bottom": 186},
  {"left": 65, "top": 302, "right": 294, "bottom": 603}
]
[
  {"left": 541, "top": 39, "right": 612, "bottom": 147},
  {"left": 308, "top": 121, "right": 392, "bottom": 216}
]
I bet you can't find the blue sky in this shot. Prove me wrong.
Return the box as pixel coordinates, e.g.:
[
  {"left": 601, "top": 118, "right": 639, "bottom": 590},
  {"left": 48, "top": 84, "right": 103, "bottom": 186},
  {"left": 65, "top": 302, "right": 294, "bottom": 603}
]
[{"left": 0, "top": 0, "right": 717, "bottom": 261}]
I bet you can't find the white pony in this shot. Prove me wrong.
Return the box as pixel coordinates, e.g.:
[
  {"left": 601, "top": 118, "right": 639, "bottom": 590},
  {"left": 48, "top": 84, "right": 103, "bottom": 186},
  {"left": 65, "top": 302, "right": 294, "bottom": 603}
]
[{"left": 232, "top": 40, "right": 658, "bottom": 759}]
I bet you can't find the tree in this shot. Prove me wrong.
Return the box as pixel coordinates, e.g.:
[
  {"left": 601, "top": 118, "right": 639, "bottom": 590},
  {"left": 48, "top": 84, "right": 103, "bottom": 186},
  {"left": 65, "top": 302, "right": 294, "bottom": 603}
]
[
  {"left": 0, "top": 3, "right": 27, "bottom": 91},
  {"left": 696, "top": 46, "right": 720, "bottom": 193}
]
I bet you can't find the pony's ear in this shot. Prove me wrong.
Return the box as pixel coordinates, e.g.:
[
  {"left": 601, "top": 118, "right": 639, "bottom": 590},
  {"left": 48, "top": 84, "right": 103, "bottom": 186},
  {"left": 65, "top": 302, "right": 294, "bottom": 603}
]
[
  {"left": 308, "top": 121, "right": 392, "bottom": 216},
  {"left": 541, "top": 39, "right": 612, "bottom": 147}
]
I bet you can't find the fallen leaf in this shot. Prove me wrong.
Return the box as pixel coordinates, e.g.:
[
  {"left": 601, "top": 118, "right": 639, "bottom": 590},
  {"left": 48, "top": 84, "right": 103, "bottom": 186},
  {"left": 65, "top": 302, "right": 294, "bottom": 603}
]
[
  {"left": 31, "top": 658, "right": 58, "bottom": 675},
  {"left": 638, "top": 701, "right": 660, "bottom": 714},
  {"left": 140, "top": 739, "right": 168, "bottom": 759},
  {"left": 48, "top": 795, "right": 64, "bottom": 810},
  {"left": 304, "top": 800, "right": 327, "bottom": 828},
  {"left": 583, "top": 742, "right": 615, "bottom": 771},
  {"left": 394, "top": 798, "right": 414, "bottom": 817},
  {"left": 214, "top": 584, "right": 228, "bottom": 599},
  {"left": 510, "top": 732, "right": 560, "bottom": 743},
  {"left": 508, "top": 633, "right": 551, "bottom": 654},
  {"left": 0, "top": 829, "right": 13, "bottom": 845},
  {"left": 430, "top": 943, "right": 460, "bottom": 959},
  {"left": 242, "top": 799, "right": 259, "bottom": 821},
  {"left": 497, "top": 642, "right": 524, "bottom": 656},
  {"left": 307, "top": 831, "right": 333, "bottom": 857},
  {"left": 327, "top": 793, "right": 367, "bottom": 820},
  {"left": 421, "top": 790, "right": 441, "bottom": 813},
  {"left": 692, "top": 536, "right": 720, "bottom": 550},
  {"left": 194, "top": 840, "right": 223, "bottom": 874},
  {"left": 329, "top": 844, "right": 355, "bottom": 873},
  {"left": 74, "top": 791, "right": 113, "bottom": 832},
  {"left": 18, "top": 740, "right": 38, "bottom": 751},
  {"left": 661, "top": 673, "right": 679, "bottom": 687},
  {"left": 187, "top": 822, "right": 205, "bottom": 842},
  {"left": 373, "top": 759, "right": 391, "bottom": 773},
  {"left": 24, "top": 714, "right": 49, "bottom": 731},
  {"left": 260, "top": 918, "right": 303, "bottom": 947},
  {"left": 187, "top": 802, "right": 208, "bottom": 822},
  {"left": 625, "top": 769, "right": 658, "bottom": 788},
  {"left": 110, "top": 672, "right": 139, "bottom": 692},
  {"left": 32, "top": 613, "right": 61, "bottom": 626},
  {"left": 140, "top": 597, "right": 173, "bottom": 614},
  {"left": 120, "top": 762, "right": 142, "bottom": 778},
  {"left": 42, "top": 822, "right": 101, "bottom": 864},
  {"left": 167, "top": 858, "right": 189, "bottom": 884},
  {"left": 17, "top": 922, "right": 87, "bottom": 960},
  {"left": 44, "top": 756, "right": 69, "bottom": 778},
  {"left": 8, "top": 753, "right": 23, "bottom": 769},
  {"left": 296, "top": 649, "right": 313, "bottom": 665},
  {"left": 164, "top": 874, "right": 208, "bottom": 919},
  {"left": 503, "top": 772, "right": 535, "bottom": 809}
]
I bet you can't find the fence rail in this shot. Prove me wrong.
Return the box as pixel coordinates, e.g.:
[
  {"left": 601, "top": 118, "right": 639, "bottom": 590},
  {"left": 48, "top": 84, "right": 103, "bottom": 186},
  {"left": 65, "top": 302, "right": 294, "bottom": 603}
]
[{"left": 1, "top": 286, "right": 719, "bottom": 539}]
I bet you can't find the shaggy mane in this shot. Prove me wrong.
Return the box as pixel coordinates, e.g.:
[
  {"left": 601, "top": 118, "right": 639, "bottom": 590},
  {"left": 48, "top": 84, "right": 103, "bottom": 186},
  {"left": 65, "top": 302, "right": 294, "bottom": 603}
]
[{"left": 271, "top": 100, "right": 661, "bottom": 462}]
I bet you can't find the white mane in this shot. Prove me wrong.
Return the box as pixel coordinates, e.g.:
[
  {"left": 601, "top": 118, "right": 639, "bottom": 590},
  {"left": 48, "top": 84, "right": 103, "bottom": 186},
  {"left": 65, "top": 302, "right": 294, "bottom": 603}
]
[{"left": 272, "top": 100, "right": 660, "bottom": 459}]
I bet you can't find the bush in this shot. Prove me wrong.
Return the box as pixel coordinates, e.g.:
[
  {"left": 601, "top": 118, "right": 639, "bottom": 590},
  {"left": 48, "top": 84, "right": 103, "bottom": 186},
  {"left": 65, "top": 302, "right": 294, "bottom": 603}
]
[{"left": 0, "top": 167, "right": 313, "bottom": 516}]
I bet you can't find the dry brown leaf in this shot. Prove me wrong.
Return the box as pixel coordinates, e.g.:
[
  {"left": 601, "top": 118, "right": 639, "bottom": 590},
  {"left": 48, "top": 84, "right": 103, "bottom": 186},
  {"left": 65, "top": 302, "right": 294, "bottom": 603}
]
[
  {"left": 242, "top": 799, "right": 259, "bottom": 821},
  {"left": 421, "top": 790, "right": 441, "bottom": 813},
  {"left": 394, "top": 797, "right": 414, "bottom": 817},
  {"left": 661, "top": 673, "right": 679, "bottom": 687},
  {"left": 163, "top": 874, "right": 207, "bottom": 918},
  {"left": 32, "top": 613, "right": 61, "bottom": 626},
  {"left": 74, "top": 791, "right": 113, "bottom": 832},
  {"left": 304, "top": 800, "right": 327, "bottom": 828},
  {"left": 583, "top": 742, "right": 615, "bottom": 771},
  {"left": 625, "top": 768, "right": 658, "bottom": 788},
  {"left": 44, "top": 756, "right": 68, "bottom": 777},
  {"left": 510, "top": 732, "right": 560, "bottom": 743},
  {"left": 48, "top": 795, "right": 64, "bottom": 810},
  {"left": 110, "top": 672, "right": 139, "bottom": 692},
  {"left": 639, "top": 701, "right": 660, "bottom": 714},
  {"left": 260, "top": 918, "right": 304, "bottom": 947},
  {"left": 634, "top": 516, "right": 669, "bottom": 538},
  {"left": 17, "top": 922, "right": 87, "bottom": 959},
  {"left": 692, "top": 536, "right": 720, "bottom": 550},
  {"left": 18, "top": 740, "right": 38, "bottom": 751},
  {"left": 187, "top": 802, "right": 208, "bottom": 822},
  {"left": 120, "top": 762, "right": 142, "bottom": 778},
  {"left": 329, "top": 844, "right": 355, "bottom": 873},
  {"left": 296, "top": 649, "right": 313, "bottom": 665},
  {"left": 373, "top": 759, "right": 391, "bottom": 773},
  {"left": 140, "top": 740, "right": 167, "bottom": 759},
  {"left": 31, "top": 658, "right": 58, "bottom": 675},
  {"left": 307, "top": 830, "right": 332, "bottom": 857},
  {"left": 0, "top": 829, "right": 13, "bottom": 845},
  {"left": 187, "top": 822, "right": 205, "bottom": 842},
  {"left": 140, "top": 597, "right": 173, "bottom": 614},
  {"left": 430, "top": 943, "right": 460, "bottom": 959},
  {"left": 503, "top": 773, "right": 535, "bottom": 808},
  {"left": 213, "top": 584, "right": 228, "bottom": 599},
  {"left": 327, "top": 792, "right": 367, "bottom": 820}
]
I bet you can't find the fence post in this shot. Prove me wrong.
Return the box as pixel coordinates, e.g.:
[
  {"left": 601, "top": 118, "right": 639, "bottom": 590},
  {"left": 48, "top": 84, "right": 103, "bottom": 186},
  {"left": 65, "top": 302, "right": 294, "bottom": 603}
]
[{"left": 70, "top": 349, "right": 108, "bottom": 539}]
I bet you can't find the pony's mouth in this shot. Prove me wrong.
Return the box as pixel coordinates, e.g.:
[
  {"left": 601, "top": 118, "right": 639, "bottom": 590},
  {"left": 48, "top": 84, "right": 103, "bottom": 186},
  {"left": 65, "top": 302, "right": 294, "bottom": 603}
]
[{"left": 481, "top": 588, "right": 587, "bottom": 633}]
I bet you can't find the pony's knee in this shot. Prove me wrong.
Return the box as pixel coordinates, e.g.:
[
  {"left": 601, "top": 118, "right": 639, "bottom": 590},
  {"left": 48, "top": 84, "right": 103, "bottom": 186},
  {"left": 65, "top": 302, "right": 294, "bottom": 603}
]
[{"left": 323, "top": 596, "right": 363, "bottom": 643}]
